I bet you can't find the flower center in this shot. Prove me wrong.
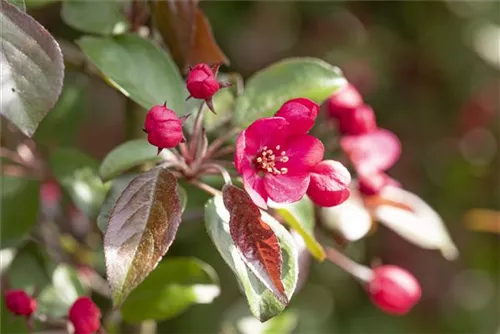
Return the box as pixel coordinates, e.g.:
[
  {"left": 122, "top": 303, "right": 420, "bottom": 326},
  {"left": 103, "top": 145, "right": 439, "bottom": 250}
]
[{"left": 254, "top": 145, "right": 289, "bottom": 175}]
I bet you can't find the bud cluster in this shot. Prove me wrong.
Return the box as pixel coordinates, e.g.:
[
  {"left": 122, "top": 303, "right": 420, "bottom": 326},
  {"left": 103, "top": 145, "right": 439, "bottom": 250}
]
[{"left": 327, "top": 83, "right": 401, "bottom": 196}]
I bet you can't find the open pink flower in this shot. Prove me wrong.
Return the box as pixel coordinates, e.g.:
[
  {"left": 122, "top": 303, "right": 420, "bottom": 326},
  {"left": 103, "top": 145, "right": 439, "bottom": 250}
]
[
  {"left": 235, "top": 98, "right": 350, "bottom": 208},
  {"left": 341, "top": 129, "right": 401, "bottom": 175}
]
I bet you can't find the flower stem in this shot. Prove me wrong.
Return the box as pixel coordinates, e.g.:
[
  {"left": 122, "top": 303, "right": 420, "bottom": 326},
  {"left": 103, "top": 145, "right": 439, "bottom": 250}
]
[
  {"left": 189, "top": 179, "right": 221, "bottom": 196},
  {"left": 201, "top": 163, "right": 232, "bottom": 185},
  {"left": 324, "top": 247, "right": 373, "bottom": 282},
  {"left": 189, "top": 102, "right": 206, "bottom": 158},
  {"left": 204, "top": 128, "right": 240, "bottom": 160}
]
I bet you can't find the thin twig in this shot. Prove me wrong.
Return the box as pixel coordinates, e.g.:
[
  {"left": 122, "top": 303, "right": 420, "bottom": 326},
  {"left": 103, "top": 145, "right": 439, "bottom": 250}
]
[
  {"left": 0, "top": 148, "right": 25, "bottom": 165},
  {"left": 200, "top": 163, "right": 232, "bottom": 185},
  {"left": 204, "top": 128, "right": 240, "bottom": 160},
  {"left": 0, "top": 164, "right": 33, "bottom": 178},
  {"left": 189, "top": 102, "right": 206, "bottom": 158},
  {"left": 189, "top": 179, "right": 221, "bottom": 196},
  {"left": 211, "top": 146, "right": 235, "bottom": 159},
  {"left": 324, "top": 247, "right": 373, "bottom": 282}
]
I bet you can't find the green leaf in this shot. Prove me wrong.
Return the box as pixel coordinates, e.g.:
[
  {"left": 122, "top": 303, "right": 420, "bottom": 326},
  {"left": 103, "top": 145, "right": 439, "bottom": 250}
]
[
  {"left": 1, "top": 176, "right": 40, "bottom": 248},
  {"left": 233, "top": 57, "right": 346, "bottom": 127},
  {"left": 34, "top": 72, "right": 88, "bottom": 147},
  {"left": 121, "top": 257, "right": 219, "bottom": 323},
  {"left": 104, "top": 168, "right": 183, "bottom": 305},
  {"left": 50, "top": 148, "right": 109, "bottom": 219},
  {"left": 7, "top": 0, "right": 25, "bottom": 11},
  {"left": 99, "top": 139, "right": 174, "bottom": 182},
  {"left": 61, "top": 1, "right": 128, "bottom": 35},
  {"left": 204, "top": 196, "right": 298, "bottom": 322},
  {"left": 77, "top": 34, "right": 185, "bottom": 113},
  {"left": 1, "top": 298, "right": 29, "bottom": 333},
  {"left": 38, "top": 264, "right": 88, "bottom": 318},
  {"left": 7, "top": 242, "right": 51, "bottom": 294},
  {"left": 97, "top": 174, "right": 188, "bottom": 233},
  {"left": 0, "top": 0, "right": 64, "bottom": 137},
  {"left": 270, "top": 197, "right": 325, "bottom": 261}
]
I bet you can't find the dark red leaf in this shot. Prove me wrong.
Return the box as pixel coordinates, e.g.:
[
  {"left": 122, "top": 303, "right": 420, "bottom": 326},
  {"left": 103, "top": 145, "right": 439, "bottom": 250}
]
[
  {"left": 154, "top": 0, "right": 198, "bottom": 70},
  {"left": 154, "top": 0, "right": 229, "bottom": 72},
  {"left": 187, "top": 8, "right": 229, "bottom": 68},
  {"left": 222, "top": 185, "right": 288, "bottom": 305}
]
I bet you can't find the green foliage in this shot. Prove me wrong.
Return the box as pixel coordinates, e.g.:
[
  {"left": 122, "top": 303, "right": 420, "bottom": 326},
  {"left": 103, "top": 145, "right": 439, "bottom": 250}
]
[
  {"left": 61, "top": 1, "right": 128, "bottom": 35},
  {"left": 77, "top": 34, "right": 185, "bottom": 113},
  {"left": 271, "top": 197, "right": 326, "bottom": 261},
  {"left": 233, "top": 58, "right": 346, "bottom": 127},
  {"left": 34, "top": 72, "right": 88, "bottom": 147},
  {"left": 50, "top": 148, "right": 109, "bottom": 219},
  {"left": 0, "top": 0, "right": 64, "bottom": 137},
  {"left": 7, "top": 0, "right": 25, "bottom": 11},
  {"left": 7, "top": 242, "right": 51, "bottom": 294},
  {"left": 37, "top": 264, "right": 88, "bottom": 318},
  {"left": 121, "top": 257, "right": 219, "bottom": 323},
  {"left": 98, "top": 139, "right": 169, "bottom": 182},
  {"left": 204, "top": 196, "right": 298, "bottom": 322},
  {"left": 1, "top": 176, "right": 40, "bottom": 248}
]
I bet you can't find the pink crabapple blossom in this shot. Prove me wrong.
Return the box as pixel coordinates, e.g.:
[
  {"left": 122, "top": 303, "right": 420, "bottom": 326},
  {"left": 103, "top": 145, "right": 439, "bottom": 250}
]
[
  {"left": 235, "top": 98, "right": 351, "bottom": 208},
  {"left": 367, "top": 265, "right": 422, "bottom": 315},
  {"left": 337, "top": 104, "right": 377, "bottom": 135},
  {"left": 340, "top": 128, "right": 401, "bottom": 176},
  {"left": 327, "top": 83, "right": 364, "bottom": 119}
]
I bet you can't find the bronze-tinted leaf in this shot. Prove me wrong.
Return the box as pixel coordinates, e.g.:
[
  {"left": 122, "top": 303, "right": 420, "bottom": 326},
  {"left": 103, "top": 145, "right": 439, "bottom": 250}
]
[
  {"left": 222, "top": 185, "right": 287, "bottom": 305},
  {"left": 154, "top": 0, "right": 228, "bottom": 71},
  {"left": 104, "top": 168, "right": 182, "bottom": 305},
  {"left": 186, "top": 8, "right": 229, "bottom": 68},
  {"left": 154, "top": 0, "right": 198, "bottom": 69}
]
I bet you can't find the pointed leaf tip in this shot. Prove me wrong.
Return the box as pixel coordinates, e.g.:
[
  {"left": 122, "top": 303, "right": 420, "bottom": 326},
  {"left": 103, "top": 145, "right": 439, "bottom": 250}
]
[{"left": 222, "top": 185, "right": 288, "bottom": 305}]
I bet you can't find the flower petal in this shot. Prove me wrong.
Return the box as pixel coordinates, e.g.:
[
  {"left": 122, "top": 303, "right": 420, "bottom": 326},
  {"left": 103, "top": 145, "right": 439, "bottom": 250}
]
[
  {"left": 242, "top": 173, "right": 268, "bottom": 209},
  {"left": 307, "top": 160, "right": 351, "bottom": 207},
  {"left": 284, "top": 135, "right": 325, "bottom": 173},
  {"left": 234, "top": 131, "right": 247, "bottom": 173},
  {"left": 243, "top": 117, "right": 290, "bottom": 155},
  {"left": 275, "top": 98, "right": 319, "bottom": 135},
  {"left": 320, "top": 189, "right": 372, "bottom": 241},
  {"left": 340, "top": 129, "right": 401, "bottom": 175},
  {"left": 264, "top": 173, "right": 310, "bottom": 203},
  {"left": 374, "top": 186, "right": 459, "bottom": 260}
]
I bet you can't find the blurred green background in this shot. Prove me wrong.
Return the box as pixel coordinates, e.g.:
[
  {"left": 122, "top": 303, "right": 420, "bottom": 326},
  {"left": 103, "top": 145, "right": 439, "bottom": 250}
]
[{"left": 5, "top": 1, "right": 500, "bottom": 333}]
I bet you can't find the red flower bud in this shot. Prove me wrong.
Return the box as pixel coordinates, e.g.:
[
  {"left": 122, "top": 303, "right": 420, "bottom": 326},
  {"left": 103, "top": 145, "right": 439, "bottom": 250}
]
[
  {"left": 186, "top": 63, "right": 220, "bottom": 100},
  {"left": 275, "top": 98, "right": 319, "bottom": 135},
  {"left": 68, "top": 297, "right": 101, "bottom": 334},
  {"left": 4, "top": 289, "right": 37, "bottom": 317},
  {"left": 144, "top": 104, "right": 186, "bottom": 153},
  {"left": 367, "top": 265, "right": 421, "bottom": 315},
  {"left": 338, "top": 104, "right": 377, "bottom": 135},
  {"left": 327, "top": 83, "right": 363, "bottom": 119}
]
